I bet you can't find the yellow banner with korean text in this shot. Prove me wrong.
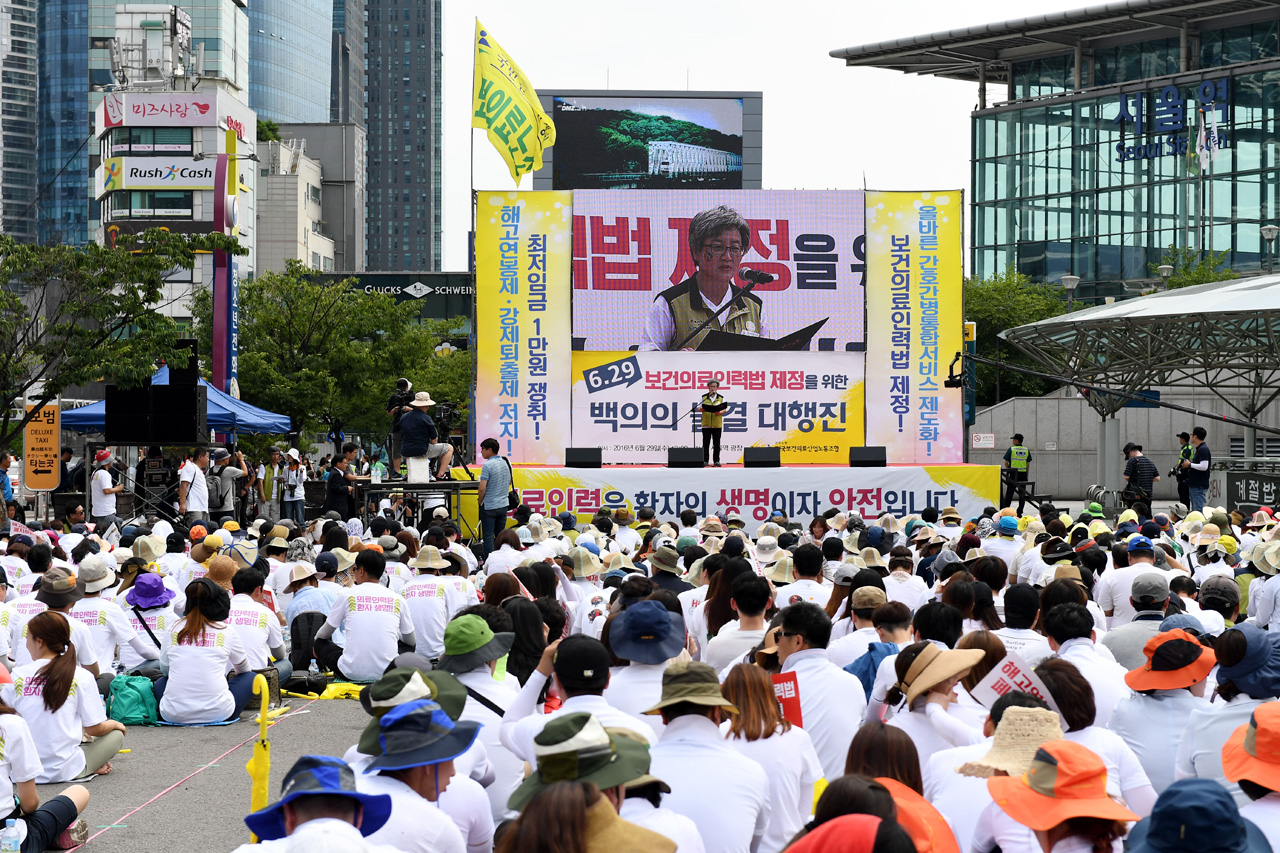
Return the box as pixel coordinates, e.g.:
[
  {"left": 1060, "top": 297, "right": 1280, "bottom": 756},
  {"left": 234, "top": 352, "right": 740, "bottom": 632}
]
[
  {"left": 472, "top": 21, "right": 556, "bottom": 184},
  {"left": 865, "top": 191, "right": 965, "bottom": 464},
  {"left": 474, "top": 191, "right": 573, "bottom": 464}
]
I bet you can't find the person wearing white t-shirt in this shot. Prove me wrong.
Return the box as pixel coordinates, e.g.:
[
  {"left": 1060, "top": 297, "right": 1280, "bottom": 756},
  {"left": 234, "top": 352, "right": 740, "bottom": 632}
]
[
  {"left": 227, "top": 568, "right": 291, "bottom": 683},
  {"left": 154, "top": 578, "right": 255, "bottom": 724},
  {"left": 0, "top": 709, "right": 91, "bottom": 851},
  {"left": 1042, "top": 603, "right": 1130, "bottom": 729},
  {"left": 884, "top": 554, "right": 929, "bottom": 607},
  {"left": 314, "top": 551, "right": 415, "bottom": 682},
  {"left": 1095, "top": 537, "right": 1162, "bottom": 628},
  {"left": 8, "top": 567, "right": 100, "bottom": 678},
  {"left": 402, "top": 546, "right": 456, "bottom": 659},
  {"left": 772, "top": 544, "right": 833, "bottom": 609},
  {"left": 720, "top": 663, "right": 823, "bottom": 853},
  {"left": 3, "top": 611, "right": 126, "bottom": 782},
  {"left": 991, "top": 583, "right": 1054, "bottom": 666},
  {"left": 177, "top": 448, "right": 211, "bottom": 526},
  {"left": 828, "top": 585, "right": 888, "bottom": 670},
  {"left": 118, "top": 574, "right": 178, "bottom": 676},
  {"left": 89, "top": 452, "right": 124, "bottom": 530},
  {"left": 67, "top": 554, "right": 158, "bottom": 690},
  {"left": 702, "top": 573, "right": 769, "bottom": 674}
]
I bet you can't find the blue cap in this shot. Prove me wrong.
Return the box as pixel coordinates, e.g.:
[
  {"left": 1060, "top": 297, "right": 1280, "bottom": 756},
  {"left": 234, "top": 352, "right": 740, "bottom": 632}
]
[
  {"left": 609, "top": 600, "right": 685, "bottom": 664},
  {"left": 315, "top": 552, "right": 339, "bottom": 575},
  {"left": 557, "top": 511, "right": 578, "bottom": 530},
  {"left": 1160, "top": 613, "right": 1205, "bottom": 634},
  {"left": 1128, "top": 535, "right": 1155, "bottom": 553},
  {"left": 997, "top": 516, "right": 1019, "bottom": 534},
  {"left": 1126, "top": 778, "right": 1270, "bottom": 853},
  {"left": 579, "top": 540, "right": 600, "bottom": 557},
  {"left": 243, "top": 756, "right": 392, "bottom": 841}
]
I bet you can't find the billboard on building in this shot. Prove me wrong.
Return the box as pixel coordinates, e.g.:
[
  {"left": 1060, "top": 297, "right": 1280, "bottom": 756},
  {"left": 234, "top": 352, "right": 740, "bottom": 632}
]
[
  {"left": 95, "top": 90, "right": 255, "bottom": 143},
  {"left": 570, "top": 189, "right": 866, "bottom": 352},
  {"left": 94, "top": 157, "right": 217, "bottom": 198}
]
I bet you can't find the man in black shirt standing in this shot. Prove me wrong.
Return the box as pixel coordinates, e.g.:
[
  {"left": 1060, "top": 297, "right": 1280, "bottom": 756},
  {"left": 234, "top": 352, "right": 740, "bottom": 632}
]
[
  {"left": 1122, "top": 442, "right": 1160, "bottom": 507},
  {"left": 386, "top": 378, "right": 414, "bottom": 480},
  {"left": 1181, "top": 426, "right": 1212, "bottom": 513}
]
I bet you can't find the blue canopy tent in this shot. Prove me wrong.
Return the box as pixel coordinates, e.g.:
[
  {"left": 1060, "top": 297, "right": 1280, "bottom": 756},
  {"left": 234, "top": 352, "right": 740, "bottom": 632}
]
[{"left": 62, "top": 366, "right": 292, "bottom": 435}]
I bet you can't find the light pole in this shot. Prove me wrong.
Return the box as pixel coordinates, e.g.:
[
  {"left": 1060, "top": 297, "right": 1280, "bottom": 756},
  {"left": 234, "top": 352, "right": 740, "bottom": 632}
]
[
  {"left": 1263, "top": 225, "right": 1279, "bottom": 274},
  {"left": 1062, "top": 275, "right": 1080, "bottom": 312},
  {"left": 1157, "top": 264, "right": 1173, "bottom": 291}
]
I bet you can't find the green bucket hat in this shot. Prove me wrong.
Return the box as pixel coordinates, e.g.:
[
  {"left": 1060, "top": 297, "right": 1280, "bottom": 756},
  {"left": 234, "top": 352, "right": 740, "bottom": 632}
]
[
  {"left": 436, "top": 614, "right": 515, "bottom": 674},
  {"left": 508, "top": 712, "right": 652, "bottom": 811},
  {"left": 1086, "top": 502, "right": 1106, "bottom": 519},
  {"left": 357, "top": 667, "right": 468, "bottom": 756},
  {"left": 642, "top": 660, "right": 739, "bottom": 716}
]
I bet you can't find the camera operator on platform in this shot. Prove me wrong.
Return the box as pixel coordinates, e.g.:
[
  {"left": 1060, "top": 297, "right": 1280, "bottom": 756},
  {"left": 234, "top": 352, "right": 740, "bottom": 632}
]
[
  {"left": 386, "top": 378, "right": 415, "bottom": 480},
  {"left": 399, "top": 392, "right": 454, "bottom": 480}
]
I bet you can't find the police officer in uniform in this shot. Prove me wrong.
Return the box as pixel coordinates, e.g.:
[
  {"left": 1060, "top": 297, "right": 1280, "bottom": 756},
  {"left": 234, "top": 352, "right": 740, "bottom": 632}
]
[
  {"left": 1002, "top": 433, "right": 1032, "bottom": 513},
  {"left": 639, "top": 205, "right": 767, "bottom": 351},
  {"left": 698, "top": 379, "right": 728, "bottom": 467},
  {"left": 1173, "top": 430, "right": 1193, "bottom": 509}
]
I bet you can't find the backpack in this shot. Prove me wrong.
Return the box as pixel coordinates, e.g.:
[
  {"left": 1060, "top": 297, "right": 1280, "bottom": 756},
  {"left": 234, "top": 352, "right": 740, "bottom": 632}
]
[
  {"left": 106, "top": 674, "right": 159, "bottom": 725},
  {"left": 206, "top": 464, "right": 228, "bottom": 510},
  {"left": 844, "top": 641, "right": 900, "bottom": 700}
]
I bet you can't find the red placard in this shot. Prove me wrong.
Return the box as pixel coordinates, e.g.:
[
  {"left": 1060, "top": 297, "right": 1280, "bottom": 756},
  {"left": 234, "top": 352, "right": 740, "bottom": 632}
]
[{"left": 771, "top": 671, "right": 803, "bottom": 727}]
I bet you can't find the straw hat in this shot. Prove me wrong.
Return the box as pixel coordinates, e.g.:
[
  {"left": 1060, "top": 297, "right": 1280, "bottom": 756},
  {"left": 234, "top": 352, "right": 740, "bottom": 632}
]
[
  {"left": 1192, "top": 523, "right": 1222, "bottom": 547},
  {"left": 756, "top": 522, "right": 783, "bottom": 541},
  {"left": 860, "top": 547, "right": 889, "bottom": 570},
  {"left": 699, "top": 517, "right": 725, "bottom": 536},
  {"left": 986, "top": 741, "right": 1138, "bottom": 830},
  {"left": 895, "top": 644, "right": 985, "bottom": 706},
  {"left": 206, "top": 555, "right": 238, "bottom": 590},
  {"left": 962, "top": 548, "right": 989, "bottom": 564},
  {"left": 410, "top": 546, "right": 450, "bottom": 571},
  {"left": 753, "top": 536, "right": 781, "bottom": 566},
  {"left": 959, "top": 706, "right": 1064, "bottom": 777},
  {"left": 877, "top": 513, "right": 901, "bottom": 533},
  {"left": 767, "top": 554, "right": 796, "bottom": 585}
]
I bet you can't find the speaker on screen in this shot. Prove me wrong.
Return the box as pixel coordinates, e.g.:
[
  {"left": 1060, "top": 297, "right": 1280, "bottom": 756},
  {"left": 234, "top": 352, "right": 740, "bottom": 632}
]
[
  {"left": 565, "top": 447, "right": 602, "bottom": 468},
  {"left": 743, "top": 447, "right": 781, "bottom": 468},
  {"left": 849, "top": 446, "right": 888, "bottom": 467},
  {"left": 667, "top": 447, "right": 704, "bottom": 469}
]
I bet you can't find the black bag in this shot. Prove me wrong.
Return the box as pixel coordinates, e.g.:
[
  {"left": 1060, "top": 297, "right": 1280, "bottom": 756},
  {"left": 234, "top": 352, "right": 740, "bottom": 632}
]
[{"left": 503, "top": 457, "right": 519, "bottom": 511}]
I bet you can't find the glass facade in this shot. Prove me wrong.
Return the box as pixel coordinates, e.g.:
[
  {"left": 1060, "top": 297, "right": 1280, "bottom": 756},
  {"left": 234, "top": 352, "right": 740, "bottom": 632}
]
[
  {"left": 330, "top": 0, "right": 363, "bottom": 123},
  {"left": 249, "top": 0, "right": 331, "bottom": 123},
  {"left": 0, "top": 0, "right": 37, "bottom": 241},
  {"left": 973, "top": 57, "right": 1280, "bottom": 286},
  {"left": 38, "top": 0, "right": 89, "bottom": 246},
  {"left": 364, "top": 0, "right": 442, "bottom": 271}
]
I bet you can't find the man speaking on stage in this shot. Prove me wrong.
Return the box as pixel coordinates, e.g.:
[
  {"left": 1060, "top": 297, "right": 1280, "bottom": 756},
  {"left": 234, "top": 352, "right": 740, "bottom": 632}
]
[
  {"left": 639, "top": 204, "right": 771, "bottom": 351},
  {"left": 698, "top": 379, "right": 728, "bottom": 467}
]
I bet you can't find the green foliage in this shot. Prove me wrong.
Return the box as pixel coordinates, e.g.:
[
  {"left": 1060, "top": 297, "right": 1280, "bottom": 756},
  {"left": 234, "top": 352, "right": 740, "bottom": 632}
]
[
  {"left": 1149, "top": 245, "right": 1238, "bottom": 290},
  {"left": 257, "top": 119, "right": 281, "bottom": 142},
  {"left": 0, "top": 229, "right": 244, "bottom": 451},
  {"left": 964, "top": 266, "right": 1069, "bottom": 407},
  {"left": 189, "top": 261, "right": 471, "bottom": 441}
]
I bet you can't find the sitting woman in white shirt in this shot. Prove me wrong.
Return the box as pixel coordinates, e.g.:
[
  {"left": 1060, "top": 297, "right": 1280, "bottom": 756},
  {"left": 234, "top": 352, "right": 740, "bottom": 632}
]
[
  {"left": 0, "top": 700, "right": 92, "bottom": 851},
  {"left": 153, "top": 578, "right": 254, "bottom": 725},
  {"left": 882, "top": 641, "right": 986, "bottom": 778},
  {"left": 483, "top": 529, "right": 526, "bottom": 576},
  {"left": 2, "top": 611, "right": 127, "bottom": 781}
]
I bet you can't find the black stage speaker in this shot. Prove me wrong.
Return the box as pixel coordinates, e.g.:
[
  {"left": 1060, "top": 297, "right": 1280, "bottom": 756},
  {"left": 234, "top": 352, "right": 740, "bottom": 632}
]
[
  {"left": 849, "top": 446, "right": 888, "bottom": 467},
  {"left": 743, "top": 447, "right": 781, "bottom": 468},
  {"left": 667, "top": 447, "right": 704, "bottom": 469},
  {"left": 150, "top": 384, "right": 207, "bottom": 444},
  {"left": 104, "top": 384, "right": 152, "bottom": 443},
  {"left": 565, "top": 447, "right": 602, "bottom": 468},
  {"left": 170, "top": 339, "right": 199, "bottom": 385}
]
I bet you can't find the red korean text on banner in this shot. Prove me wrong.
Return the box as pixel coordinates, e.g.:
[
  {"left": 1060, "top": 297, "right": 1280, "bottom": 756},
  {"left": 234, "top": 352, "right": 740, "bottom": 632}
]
[{"left": 771, "top": 671, "right": 803, "bottom": 727}]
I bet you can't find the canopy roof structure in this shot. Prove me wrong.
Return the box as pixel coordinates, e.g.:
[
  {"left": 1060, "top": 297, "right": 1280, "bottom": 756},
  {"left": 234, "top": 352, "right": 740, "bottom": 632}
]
[
  {"left": 1000, "top": 274, "right": 1280, "bottom": 418},
  {"left": 62, "top": 366, "right": 292, "bottom": 435},
  {"left": 829, "top": 0, "right": 1280, "bottom": 83}
]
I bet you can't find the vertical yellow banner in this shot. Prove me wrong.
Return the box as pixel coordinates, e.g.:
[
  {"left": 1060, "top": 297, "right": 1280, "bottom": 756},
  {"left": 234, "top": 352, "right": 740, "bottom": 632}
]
[
  {"left": 865, "top": 191, "right": 964, "bottom": 464},
  {"left": 475, "top": 191, "right": 573, "bottom": 464}
]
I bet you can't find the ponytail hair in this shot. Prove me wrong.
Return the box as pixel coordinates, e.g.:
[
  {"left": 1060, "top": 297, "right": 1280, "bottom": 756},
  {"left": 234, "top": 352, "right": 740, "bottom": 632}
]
[
  {"left": 495, "top": 781, "right": 600, "bottom": 853},
  {"left": 27, "top": 612, "right": 78, "bottom": 712},
  {"left": 176, "top": 578, "right": 230, "bottom": 646}
]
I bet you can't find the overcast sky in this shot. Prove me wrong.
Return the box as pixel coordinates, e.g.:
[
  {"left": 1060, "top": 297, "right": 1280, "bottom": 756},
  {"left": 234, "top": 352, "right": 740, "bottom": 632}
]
[{"left": 440, "top": 0, "right": 1086, "bottom": 270}]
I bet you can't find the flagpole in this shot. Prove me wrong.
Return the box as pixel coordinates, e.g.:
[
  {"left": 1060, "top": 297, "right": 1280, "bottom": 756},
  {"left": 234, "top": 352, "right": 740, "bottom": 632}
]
[{"left": 469, "top": 17, "right": 478, "bottom": 462}]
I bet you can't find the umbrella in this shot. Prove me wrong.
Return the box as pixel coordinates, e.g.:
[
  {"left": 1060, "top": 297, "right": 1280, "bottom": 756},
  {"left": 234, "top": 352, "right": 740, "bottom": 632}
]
[{"left": 245, "top": 674, "right": 273, "bottom": 842}]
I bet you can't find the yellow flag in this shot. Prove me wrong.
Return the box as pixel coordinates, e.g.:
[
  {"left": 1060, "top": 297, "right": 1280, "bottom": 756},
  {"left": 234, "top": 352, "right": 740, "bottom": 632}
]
[{"left": 472, "top": 20, "right": 556, "bottom": 184}]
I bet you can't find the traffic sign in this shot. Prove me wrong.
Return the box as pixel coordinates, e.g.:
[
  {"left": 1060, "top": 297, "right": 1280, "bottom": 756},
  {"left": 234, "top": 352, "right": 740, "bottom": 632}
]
[{"left": 23, "top": 403, "right": 60, "bottom": 491}]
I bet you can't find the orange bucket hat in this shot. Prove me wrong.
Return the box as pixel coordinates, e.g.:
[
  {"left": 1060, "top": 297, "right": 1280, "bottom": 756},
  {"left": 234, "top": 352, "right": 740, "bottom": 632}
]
[
  {"left": 1223, "top": 702, "right": 1280, "bottom": 790},
  {"left": 987, "top": 740, "right": 1138, "bottom": 830},
  {"left": 1125, "top": 629, "right": 1217, "bottom": 692},
  {"left": 876, "top": 777, "right": 961, "bottom": 853}
]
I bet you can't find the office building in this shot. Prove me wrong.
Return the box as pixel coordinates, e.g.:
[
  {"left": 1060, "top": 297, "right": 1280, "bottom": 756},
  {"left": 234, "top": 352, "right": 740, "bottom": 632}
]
[
  {"left": 279, "top": 122, "right": 366, "bottom": 271},
  {"left": 248, "top": 0, "right": 331, "bottom": 123},
  {"left": 39, "top": 0, "right": 90, "bottom": 245},
  {"left": 330, "top": 0, "right": 362, "bottom": 123},
  {"left": 364, "top": 0, "right": 442, "bottom": 270},
  {"left": 255, "top": 139, "right": 334, "bottom": 273},
  {"left": 832, "top": 0, "right": 1280, "bottom": 298},
  {"left": 0, "top": 0, "right": 37, "bottom": 242}
]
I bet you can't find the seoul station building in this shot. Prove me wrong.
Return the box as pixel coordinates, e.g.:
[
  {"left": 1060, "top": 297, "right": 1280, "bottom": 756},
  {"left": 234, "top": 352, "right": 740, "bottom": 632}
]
[{"left": 833, "top": 0, "right": 1280, "bottom": 298}]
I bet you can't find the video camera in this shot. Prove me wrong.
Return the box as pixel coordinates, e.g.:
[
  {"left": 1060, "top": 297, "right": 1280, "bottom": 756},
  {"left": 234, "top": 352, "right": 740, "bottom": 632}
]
[{"left": 435, "top": 402, "right": 457, "bottom": 434}]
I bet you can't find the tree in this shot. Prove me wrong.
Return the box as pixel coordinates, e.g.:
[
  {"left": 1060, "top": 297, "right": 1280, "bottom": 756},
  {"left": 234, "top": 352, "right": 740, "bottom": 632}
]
[
  {"left": 189, "top": 261, "right": 471, "bottom": 444},
  {"left": 964, "top": 266, "right": 1068, "bottom": 406},
  {"left": 257, "top": 119, "right": 281, "bottom": 143},
  {"left": 1149, "top": 245, "right": 1237, "bottom": 290},
  {"left": 0, "top": 229, "right": 243, "bottom": 452}
]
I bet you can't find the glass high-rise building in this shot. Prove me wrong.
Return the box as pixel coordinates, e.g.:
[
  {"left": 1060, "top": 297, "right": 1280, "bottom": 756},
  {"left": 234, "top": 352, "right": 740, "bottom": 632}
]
[
  {"left": 39, "top": 0, "right": 89, "bottom": 245},
  {"left": 364, "top": 0, "right": 442, "bottom": 270},
  {"left": 249, "top": 0, "right": 331, "bottom": 123},
  {"left": 330, "top": 0, "right": 363, "bottom": 123},
  {"left": 833, "top": 0, "right": 1280, "bottom": 299},
  {"left": 0, "top": 0, "right": 37, "bottom": 242}
]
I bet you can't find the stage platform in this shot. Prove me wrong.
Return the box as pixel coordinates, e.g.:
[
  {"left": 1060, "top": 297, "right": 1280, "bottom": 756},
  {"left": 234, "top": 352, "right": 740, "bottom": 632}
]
[{"left": 450, "top": 463, "right": 1001, "bottom": 537}]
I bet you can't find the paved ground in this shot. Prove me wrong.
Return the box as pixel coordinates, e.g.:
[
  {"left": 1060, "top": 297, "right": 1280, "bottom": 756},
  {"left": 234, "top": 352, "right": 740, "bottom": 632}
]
[{"left": 42, "top": 696, "right": 370, "bottom": 853}]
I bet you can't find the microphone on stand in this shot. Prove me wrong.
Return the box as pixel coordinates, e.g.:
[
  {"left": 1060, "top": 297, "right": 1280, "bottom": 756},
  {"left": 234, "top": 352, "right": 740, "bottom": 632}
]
[{"left": 738, "top": 268, "right": 776, "bottom": 285}]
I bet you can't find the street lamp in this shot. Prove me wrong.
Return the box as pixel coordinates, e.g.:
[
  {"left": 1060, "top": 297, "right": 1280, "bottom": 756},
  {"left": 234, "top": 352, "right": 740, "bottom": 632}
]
[
  {"left": 192, "top": 151, "right": 260, "bottom": 162},
  {"left": 1156, "top": 264, "right": 1174, "bottom": 291},
  {"left": 1263, "top": 225, "right": 1280, "bottom": 274},
  {"left": 1061, "top": 275, "right": 1080, "bottom": 312}
]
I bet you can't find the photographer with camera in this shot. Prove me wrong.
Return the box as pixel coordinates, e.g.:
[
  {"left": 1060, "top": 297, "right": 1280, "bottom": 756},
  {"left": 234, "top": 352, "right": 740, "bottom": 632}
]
[
  {"left": 282, "top": 448, "right": 307, "bottom": 525},
  {"left": 399, "top": 392, "right": 454, "bottom": 480},
  {"left": 386, "top": 378, "right": 415, "bottom": 481}
]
